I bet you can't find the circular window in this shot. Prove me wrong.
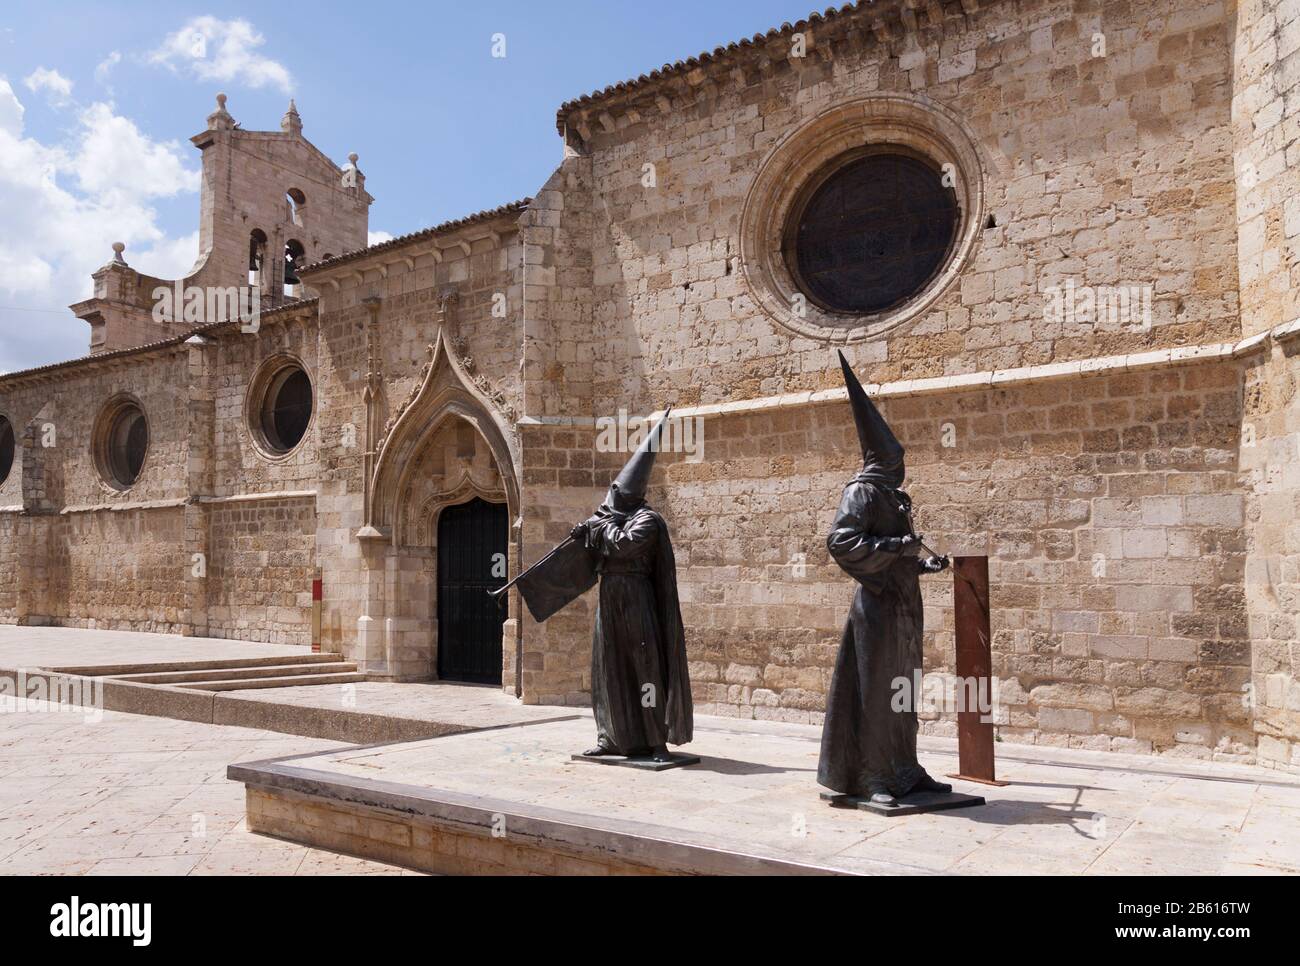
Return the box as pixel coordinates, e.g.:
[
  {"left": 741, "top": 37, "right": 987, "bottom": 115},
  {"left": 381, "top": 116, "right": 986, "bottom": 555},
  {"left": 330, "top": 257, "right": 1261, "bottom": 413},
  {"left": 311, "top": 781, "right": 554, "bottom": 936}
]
[
  {"left": 0, "top": 416, "right": 14, "bottom": 486},
  {"left": 95, "top": 399, "right": 149, "bottom": 489},
  {"left": 256, "top": 362, "right": 313, "bottom": 454},
  {"left": 739, "top": 94, "right": 985, "bottom": 341},
  {"left": 787, "top": 150, "right": 959, "bottom": 315}
]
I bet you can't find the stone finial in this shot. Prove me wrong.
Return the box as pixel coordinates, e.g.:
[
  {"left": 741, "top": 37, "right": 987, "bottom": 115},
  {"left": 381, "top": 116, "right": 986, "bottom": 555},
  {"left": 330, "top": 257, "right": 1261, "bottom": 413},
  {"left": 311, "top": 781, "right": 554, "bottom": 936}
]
[
  {"left": 110, "top": 241, "right": 127, "bottom": 265},
  {"left": 281, "top": 98, "right": 302, "bottom": 135},
  {"left": 342, "top": 152, "right": 363, "bottom": 190},
  {"left": 207, "top": 92, "right": 234, "bottom": 131}
]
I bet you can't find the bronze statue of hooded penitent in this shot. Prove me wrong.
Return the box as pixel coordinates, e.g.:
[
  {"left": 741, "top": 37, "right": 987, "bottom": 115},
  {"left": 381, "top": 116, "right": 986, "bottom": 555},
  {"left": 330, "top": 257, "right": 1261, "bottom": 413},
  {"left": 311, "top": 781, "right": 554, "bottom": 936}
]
[
  {"left": 818, "top": 352, "right": 952, "bottom": 805},
  {"left": 511, "top": 409, "right": 693, "bottom": 763}
]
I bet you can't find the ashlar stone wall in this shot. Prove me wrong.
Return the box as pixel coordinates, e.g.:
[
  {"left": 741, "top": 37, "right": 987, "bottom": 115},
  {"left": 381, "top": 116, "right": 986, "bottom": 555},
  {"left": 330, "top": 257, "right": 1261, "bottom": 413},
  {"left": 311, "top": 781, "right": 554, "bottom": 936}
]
[
  {"left": 302, "top": 209, "right": 525, "bottom": 677},
  {"left": 1233, "top": 0, "right": 1300, "bottom": 770},
  {"left": 520, "top": 0, "right": 1267, "bottom": 761},
  {"left": 562, "top": 0, "right": 1240, "bottom": 415},
  {"left": 0, "top": 306, "right": 324, "bottom": 644}
]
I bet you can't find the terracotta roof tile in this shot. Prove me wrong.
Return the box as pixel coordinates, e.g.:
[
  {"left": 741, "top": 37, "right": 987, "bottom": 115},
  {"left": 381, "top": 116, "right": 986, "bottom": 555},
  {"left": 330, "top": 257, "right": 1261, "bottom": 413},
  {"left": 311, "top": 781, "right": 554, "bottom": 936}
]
[
  {"left": 555, "top": 3, "right": 863, "bottom": 133},
  {"left": 0, "top": 297, "right": 317, "bottom": 387}
]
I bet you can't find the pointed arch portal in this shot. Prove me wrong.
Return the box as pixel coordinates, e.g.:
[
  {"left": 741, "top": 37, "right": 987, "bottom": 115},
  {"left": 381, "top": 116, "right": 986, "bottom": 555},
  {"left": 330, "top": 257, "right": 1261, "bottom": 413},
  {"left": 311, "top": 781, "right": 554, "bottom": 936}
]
[
  {"left": 368, "top": 330, "right": 519, "bottom": 542},
  {"left": 364, "top": 330, "right": 520, "bottom": 686}
]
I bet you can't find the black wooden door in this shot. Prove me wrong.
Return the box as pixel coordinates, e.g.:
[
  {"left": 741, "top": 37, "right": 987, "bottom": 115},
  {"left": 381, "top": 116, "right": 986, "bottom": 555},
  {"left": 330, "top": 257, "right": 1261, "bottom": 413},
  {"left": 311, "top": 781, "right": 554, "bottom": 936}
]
[{"left": 437, "top": 498, "right": 507, "bottom": 684}]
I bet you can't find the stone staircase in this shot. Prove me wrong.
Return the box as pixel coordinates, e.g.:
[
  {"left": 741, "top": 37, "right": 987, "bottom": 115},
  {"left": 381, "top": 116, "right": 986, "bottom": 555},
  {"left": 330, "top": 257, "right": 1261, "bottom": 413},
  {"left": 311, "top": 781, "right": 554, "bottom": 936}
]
[{"left": 53, "top": 651, "right": 365, "bottom": 692}]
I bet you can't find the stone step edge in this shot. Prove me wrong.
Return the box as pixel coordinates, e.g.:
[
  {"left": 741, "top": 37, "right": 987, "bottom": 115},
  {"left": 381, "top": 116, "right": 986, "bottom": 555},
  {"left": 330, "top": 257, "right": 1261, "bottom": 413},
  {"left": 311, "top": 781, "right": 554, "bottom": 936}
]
[
  {"left": 45, "top": 652, "right": 347, "bottom": 676},
  {"left": 228, "top": 755, "right": 850, "bottom": 877},
  {"left": 517, "top": 337, "right": 1271, "bottom": 428},
  {"left": 117, "top": 662, "right": 359, "bottom": 684},
  {"left": 179, "top": 672, "right": 369, "bottom": 691},
  {"left": 0, "top": 666, "right": 466, "bottom": 744}
]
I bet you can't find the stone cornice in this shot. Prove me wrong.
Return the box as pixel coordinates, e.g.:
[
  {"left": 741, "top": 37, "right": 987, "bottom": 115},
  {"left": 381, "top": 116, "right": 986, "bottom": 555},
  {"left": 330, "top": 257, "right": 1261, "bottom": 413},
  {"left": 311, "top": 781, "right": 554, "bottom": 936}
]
[
  {"left": 554, "top": 0, "right": 990, "bottom": 146},
  {"left": 43, "top": 490, "right": 318, "bottom": 516},
  {"left": 59, "top": 498, "right": 189, "bottom": 515},
  {"left": 197, "top": 490, "right": 317, "bottom": 505},
  {"left": 518, "top": 328, "right": 1300, "bottom": 427}
]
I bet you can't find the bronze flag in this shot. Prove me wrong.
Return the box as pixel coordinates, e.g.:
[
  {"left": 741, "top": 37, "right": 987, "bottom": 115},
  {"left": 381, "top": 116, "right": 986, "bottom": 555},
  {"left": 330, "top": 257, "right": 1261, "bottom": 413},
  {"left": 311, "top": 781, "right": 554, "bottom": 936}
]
[{"left": 514, "top": 539, "right": 598, "bottom": 623}]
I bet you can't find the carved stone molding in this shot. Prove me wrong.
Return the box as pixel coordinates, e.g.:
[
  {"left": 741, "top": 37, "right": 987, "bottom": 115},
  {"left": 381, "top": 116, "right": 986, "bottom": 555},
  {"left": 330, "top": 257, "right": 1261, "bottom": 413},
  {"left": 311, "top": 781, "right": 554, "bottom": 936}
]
[
  {"left": 367, "top": 328, "right": 520, "bottom": 546},
  {"left": 411, "top": 471, "right": 508, "bottom": 546}
]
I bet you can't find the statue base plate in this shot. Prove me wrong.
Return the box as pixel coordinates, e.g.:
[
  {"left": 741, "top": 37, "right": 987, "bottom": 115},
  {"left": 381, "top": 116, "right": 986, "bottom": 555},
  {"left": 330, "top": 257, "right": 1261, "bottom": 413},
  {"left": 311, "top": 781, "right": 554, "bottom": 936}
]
[
  {"left": 571, "top": 752, "right": 701, "bottom": 771},
  {"left": 820, "top": 790, "right": 985, "bottom": 817}
]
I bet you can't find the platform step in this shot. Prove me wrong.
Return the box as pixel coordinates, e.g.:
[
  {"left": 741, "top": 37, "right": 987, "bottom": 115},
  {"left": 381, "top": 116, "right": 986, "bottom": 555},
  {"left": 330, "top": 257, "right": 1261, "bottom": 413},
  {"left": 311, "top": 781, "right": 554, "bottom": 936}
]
[
  {"left": 113, "top": 662, "right": 358, "bottom": 684},
  {"left": 178, "top": 671, "right": 368, "bottom": 692},
  {"left": 50, "top": 652, "right": 346, "bottom": 677}
]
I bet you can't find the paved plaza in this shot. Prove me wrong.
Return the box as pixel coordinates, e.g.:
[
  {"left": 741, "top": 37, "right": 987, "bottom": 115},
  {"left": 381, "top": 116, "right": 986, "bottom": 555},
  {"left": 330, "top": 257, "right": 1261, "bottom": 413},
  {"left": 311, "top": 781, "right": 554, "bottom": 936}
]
[
  {"left": 0, "top": 700, "right": 413, "bottom": 875},
  {"left": 3, "top": 697, "right": 1298, "bottom": 875},
  {"left": 2, "top": 626, "right": 1299, "bottom": 876}
]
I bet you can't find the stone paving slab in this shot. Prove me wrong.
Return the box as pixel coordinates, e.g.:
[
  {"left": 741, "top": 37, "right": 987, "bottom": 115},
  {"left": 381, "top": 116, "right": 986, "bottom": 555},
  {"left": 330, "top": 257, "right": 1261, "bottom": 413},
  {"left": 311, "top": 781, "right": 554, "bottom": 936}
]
[
  {"left": 232, "top": 715, "right": 1300, "bottom": 876},
  {"left": 0, "top": 700, "right": 419, "bottom": 875},
  {"left": 0, "top": 625, "right": 309, "bottom": 672}
]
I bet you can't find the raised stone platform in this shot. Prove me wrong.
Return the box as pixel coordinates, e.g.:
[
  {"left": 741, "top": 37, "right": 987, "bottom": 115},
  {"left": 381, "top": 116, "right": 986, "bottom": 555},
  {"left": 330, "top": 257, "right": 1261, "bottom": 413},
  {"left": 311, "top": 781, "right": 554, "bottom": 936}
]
[
  {"left": 229, "top": 715, "right": 1300, "bottom": 876},
  {"left": 0, "top": 626, "right": 575, "bottom": 744}
]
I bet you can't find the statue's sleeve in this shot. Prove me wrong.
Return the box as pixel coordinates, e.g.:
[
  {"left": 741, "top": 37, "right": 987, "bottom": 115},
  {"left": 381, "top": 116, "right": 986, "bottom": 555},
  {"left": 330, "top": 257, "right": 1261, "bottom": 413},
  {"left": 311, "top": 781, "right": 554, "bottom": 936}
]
[
  {"left": 826, "top": 482, "right": 900, "bottom": 580},
  {"left": 584, "top": 510, "right": 658, "bottom": 560}
]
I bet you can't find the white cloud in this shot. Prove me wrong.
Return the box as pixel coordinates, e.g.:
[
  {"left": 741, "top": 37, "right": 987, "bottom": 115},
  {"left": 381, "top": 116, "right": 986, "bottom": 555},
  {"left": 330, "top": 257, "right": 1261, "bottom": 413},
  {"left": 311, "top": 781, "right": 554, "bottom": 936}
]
[
  {"left": 23, "top": 67, "right": 74, "bottom": 107},
  {"left": 149, "top": 17, "right": 292, "bottom": 93},
  {"left": 94, "top": 51, "right": 122, "bottom": 92},
  {"left": 368, "top": 231, "right": 394, "bottom": 246},
  {"left": 72, "top": 103, "right": 197, "bottom": 203},
  {"left": 135, "top": 230, "right": 202, "bottom": 280},
  {"left": 0, "top": 80, "right": 201, "bottom": 372},
  {"left": 0, "top": 79, "right": 24, "bottom": 136}
]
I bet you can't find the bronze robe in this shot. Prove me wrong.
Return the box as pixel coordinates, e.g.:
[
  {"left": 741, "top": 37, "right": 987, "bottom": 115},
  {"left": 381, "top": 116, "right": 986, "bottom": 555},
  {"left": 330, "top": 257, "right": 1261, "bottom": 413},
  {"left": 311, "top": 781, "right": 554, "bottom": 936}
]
[
  {"left": 580, "top": 506, "right": 692, "bottom": 753},
  {"left": 817, "top": 477, "right": 939, "bottom": 798}
]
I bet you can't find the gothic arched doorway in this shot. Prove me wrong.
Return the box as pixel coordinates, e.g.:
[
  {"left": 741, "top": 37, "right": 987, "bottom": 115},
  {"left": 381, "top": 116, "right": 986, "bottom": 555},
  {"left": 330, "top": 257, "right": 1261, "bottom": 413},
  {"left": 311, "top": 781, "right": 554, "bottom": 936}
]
[
  {"left": 364, "top": 331, "right": 522, "bottom": 689},
  {"left": 436, "top": 497, "right": 508, "bottom": 684}
]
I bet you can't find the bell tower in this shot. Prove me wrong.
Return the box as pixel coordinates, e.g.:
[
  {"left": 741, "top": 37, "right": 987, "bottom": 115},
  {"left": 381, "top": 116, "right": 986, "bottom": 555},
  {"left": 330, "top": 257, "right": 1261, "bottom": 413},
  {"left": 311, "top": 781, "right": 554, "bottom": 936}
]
[
  {"left": 74, "top": 93, "right": 373, "bottom": 354},
  {"left": 189, "top": 92, "right": 372, "bottom": 300}
]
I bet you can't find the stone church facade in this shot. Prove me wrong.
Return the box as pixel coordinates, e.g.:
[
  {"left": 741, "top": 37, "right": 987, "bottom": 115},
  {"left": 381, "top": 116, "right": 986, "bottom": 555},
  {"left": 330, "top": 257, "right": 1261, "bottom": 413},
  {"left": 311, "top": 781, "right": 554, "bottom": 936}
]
[{"left": 1, "top": 0, "right": 1297, "bottom": 769}]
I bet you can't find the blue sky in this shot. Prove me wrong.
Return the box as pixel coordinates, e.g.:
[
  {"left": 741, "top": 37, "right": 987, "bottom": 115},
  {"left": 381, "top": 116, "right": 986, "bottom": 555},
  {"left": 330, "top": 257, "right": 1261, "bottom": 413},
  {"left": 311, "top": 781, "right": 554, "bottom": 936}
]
[{"left": 0, "top": 0, "right": 824, "bottom": 372}]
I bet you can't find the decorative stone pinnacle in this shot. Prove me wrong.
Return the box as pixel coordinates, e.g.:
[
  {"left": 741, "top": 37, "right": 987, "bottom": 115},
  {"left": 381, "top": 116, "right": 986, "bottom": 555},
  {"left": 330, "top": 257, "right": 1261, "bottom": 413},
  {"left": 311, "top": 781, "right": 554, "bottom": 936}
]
[
  {"left": 111, "top": 241, "right": 126, "bottom": 265},
  {"left": 208, "top": 92, "right": 234, "bottom": 131},
  {"left": 281, "top": 98, "right": 302, "bottom": 135}
]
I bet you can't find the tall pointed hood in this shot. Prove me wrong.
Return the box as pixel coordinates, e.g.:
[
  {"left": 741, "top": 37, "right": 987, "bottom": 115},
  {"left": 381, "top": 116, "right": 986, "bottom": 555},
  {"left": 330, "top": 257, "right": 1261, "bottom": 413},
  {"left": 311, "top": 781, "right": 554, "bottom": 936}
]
[
  {"left": 610, "top": 406, "right": 672, "bottom": 502},
  {"left": 838, "top": 351, "right": 905, "bottom": 487}
]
